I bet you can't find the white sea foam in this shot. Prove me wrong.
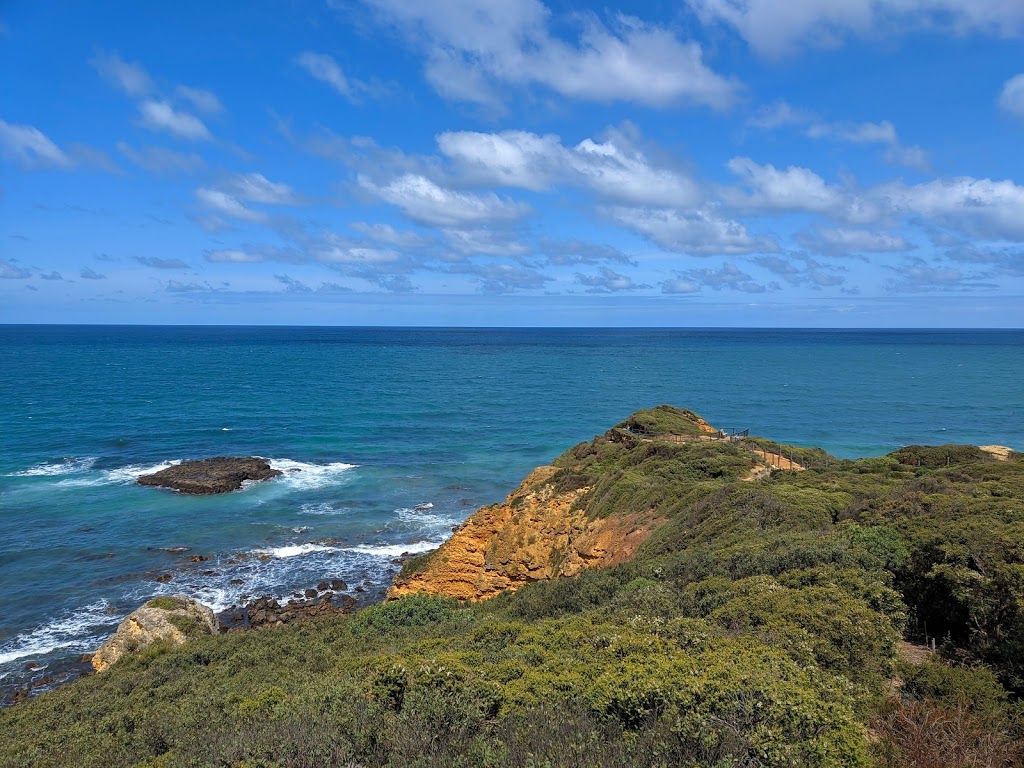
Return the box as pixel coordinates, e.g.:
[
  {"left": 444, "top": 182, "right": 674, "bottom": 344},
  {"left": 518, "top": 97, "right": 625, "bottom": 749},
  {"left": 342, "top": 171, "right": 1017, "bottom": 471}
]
[
  {"left": 7, "top": 457, "right": 98, "bottom": 477},
  {"left": 261, "top": 543, "right": 340, "bottom": 559},
  {"left": 299, "top": 502, "right": 341, "bottom": 516},
  {"left": 346, "top": 540, "right": 442, "bottom": 558},
  {"left": 55, "top": 460, "right": 181, "bottom": 488},
  {"left": 0, "top": 600, "right": 118, "bottom": 666},
  {"left": 265, "top": 458, "right": 357, "bottom": 491}
]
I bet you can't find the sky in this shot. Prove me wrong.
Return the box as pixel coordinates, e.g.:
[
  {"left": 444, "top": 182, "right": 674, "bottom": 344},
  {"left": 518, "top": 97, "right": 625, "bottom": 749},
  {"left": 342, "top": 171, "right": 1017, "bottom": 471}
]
[{"left": 2, "top": 0, "right": 1024, "bottom": 327}]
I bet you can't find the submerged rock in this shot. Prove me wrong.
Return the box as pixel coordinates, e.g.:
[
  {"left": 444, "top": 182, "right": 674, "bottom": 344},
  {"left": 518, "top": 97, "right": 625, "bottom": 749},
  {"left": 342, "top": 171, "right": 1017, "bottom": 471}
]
[
  {"left": 137, "top": 457, "right": 282, "bottom": 495},
  {"left": 92, "top": 595, "right": 220, "bottom": 672}
]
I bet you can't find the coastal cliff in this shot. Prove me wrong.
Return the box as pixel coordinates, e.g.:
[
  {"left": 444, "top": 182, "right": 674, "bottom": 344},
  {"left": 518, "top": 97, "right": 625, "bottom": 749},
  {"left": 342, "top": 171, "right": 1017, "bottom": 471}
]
[
  {"left": 389, "top": 465, "right": 663, "bottom": 599},
  {"left": 390, "top": 405, "right": 756, "bottom": 600}
]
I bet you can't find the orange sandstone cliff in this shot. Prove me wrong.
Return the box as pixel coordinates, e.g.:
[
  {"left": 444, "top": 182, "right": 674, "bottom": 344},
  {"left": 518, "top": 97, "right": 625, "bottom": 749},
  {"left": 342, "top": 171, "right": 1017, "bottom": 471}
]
[
  {"left": 388, "top": 405, "right": 741, "bottom": 601},
  {"left": 388, "top": 464, "right": 664, "bottom": 600}
]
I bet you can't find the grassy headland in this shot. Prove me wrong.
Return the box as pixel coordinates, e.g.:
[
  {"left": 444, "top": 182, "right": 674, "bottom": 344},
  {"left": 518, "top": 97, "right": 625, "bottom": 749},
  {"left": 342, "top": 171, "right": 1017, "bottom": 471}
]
[{"left": 1, "top": 406, "right": 1022, "bottom": 767}]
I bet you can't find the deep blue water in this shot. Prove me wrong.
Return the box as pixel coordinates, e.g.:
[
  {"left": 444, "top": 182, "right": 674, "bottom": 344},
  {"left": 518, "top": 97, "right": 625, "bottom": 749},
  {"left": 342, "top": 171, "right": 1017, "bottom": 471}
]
[{"left": 1, "top": 326, "right": 1022, "bottom": 697}]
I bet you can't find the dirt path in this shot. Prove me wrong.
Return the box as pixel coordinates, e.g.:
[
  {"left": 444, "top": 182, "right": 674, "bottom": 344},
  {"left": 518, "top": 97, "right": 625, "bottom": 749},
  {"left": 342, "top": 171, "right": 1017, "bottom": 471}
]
[{"left": 750, "top": 448, "right": 806, "bottom": 471}]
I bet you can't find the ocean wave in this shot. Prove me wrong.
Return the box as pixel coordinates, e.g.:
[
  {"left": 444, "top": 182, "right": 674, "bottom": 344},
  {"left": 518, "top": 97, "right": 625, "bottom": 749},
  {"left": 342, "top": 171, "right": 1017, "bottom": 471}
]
[
  {"left": 259, "top": 543, "right": 340, "bottom": 559},
  {"left": 346, "top": 540, "right": 442, "bottom": 558},
  {"left": 7, "top": 457, "right": 98, "bottom": 477},
  {"left": 0, "top": 600, "right": 118, "bottom": 667},
  {"left": 55, "top": 460, "right": 181, "bottom": 488},
  {"left": 266, "top": 458, "right": 357, "bottom": 491}
]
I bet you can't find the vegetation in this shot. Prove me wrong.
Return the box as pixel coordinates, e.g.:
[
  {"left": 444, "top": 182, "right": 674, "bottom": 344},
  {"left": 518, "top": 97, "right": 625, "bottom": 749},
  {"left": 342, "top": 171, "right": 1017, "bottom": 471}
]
[{"left": 2, "top": 406, "right": 1022, "bottom": 767}]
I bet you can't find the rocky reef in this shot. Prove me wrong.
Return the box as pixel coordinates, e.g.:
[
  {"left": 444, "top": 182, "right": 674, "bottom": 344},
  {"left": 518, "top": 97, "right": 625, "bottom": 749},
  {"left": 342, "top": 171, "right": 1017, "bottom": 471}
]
[
  {"left": 91, "top": 595, "right": 220, "bottom": 672},
  {"left": 137, "top": 457, "right": 282, "bottom": 494}
]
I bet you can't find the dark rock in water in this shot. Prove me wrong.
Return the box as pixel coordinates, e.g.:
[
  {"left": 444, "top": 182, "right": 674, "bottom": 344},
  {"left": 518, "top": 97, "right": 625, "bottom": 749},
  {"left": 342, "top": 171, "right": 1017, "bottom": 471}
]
[
  {"left": 230, "top": 578, "right": 244, "bottom": 585},
  {"left": 316, "top": 581, "right": 330, "bottom": 592},
  {"left": 330, "top": 579, "right": 347, "bottom": 591},
  {"left": 164, "top": 546, "right": 191, "bottom": 554},
  {"left": 225, "top": 590, "right": 358, "bottom": 629},
  {"left": 137, "top": 457, "right": 282, "bottom": 495},
  {"left": 303, "top": 588, "right": 318, "bottom": 599},
  {"left": 190, "top": 555, "right": 209, "bottom": 563},
  {"left": 155, "top": 574, "right": 173, "bottom": 583}
]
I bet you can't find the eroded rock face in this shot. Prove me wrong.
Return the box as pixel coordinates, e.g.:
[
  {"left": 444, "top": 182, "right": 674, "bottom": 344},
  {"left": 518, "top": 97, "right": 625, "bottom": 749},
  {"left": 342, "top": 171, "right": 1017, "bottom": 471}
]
[
  {"left": 138, "top": 457, "right": 282, "bottom": 494},
  {"left": 388, "top": 465, "right": 664, "bottom": 601},
  {"left": 91, "top": 595, "right": 220, "bottom": 672}
]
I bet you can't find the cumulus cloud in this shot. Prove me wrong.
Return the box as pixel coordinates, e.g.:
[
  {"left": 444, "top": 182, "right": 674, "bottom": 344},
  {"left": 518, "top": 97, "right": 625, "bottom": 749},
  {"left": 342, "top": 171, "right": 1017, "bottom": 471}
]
[
  {"left": 725, "top": 157, "right": 883, "bottom": 221},
  {"left": 39, "top": 271, "right": 64, "bottom": 281},
  {"left": 540, "top": 239, "right": 636, "bottom": 266},
  {"left": 880, "top": 176, "right": 1024, "bottom": 240},
  {"left": 574, "top": 267, "right": 649, "bottom": 292},
  {"left": 609, "top": 205, "right": 776, "bottom": 255},
  {"left": 205, "top": 249, "right": 267, "bottom": 264},
  {"left": 438, "top": 128, "right": 701, "bottom": 207},
  {"left": 90, "top": 50, "right": 153, "bottom": 96},
  {"left": 0, "top": 120, "right": 72, "bottom": 169},
  {"left": 80, "top": 267, "right": 106, "bottom": 280},
  {"left": 796, "top": 227, "right": 912, "bottom": 256},
  {"left": 884, "top": 257, "right": 994, "bottom": 293},
  {"left": 749, "top": 101, "right": 928, "bottom": 170},
  {"left": 999, "top": 74, "right": 1024, "bottom": 120},
  {"left": 668, "top": 263, "right": 768, "bottom": 293},
  {"left": 350, "top": 222, "right": 433, "bottom": 248},
  {"left": 689, "top": 0, "right": 1024, "bottom": 58},
  {"left": 0, "top": 260, "right": 31, "bottom": 279},
  {"left": 138, "top": 100, "right": 212, "bottom": 141},
  {"left": 359, "top": 173, "right": 530, "bottom": 227},
  {"left": 449, "top": 261, "right": 550, "bottom": 293},
  {"left": 364, "top": 0, "right": 739, "bottom": 108},
  {"left": 753, "top": 254, "right": 846, "bottom": 288}
]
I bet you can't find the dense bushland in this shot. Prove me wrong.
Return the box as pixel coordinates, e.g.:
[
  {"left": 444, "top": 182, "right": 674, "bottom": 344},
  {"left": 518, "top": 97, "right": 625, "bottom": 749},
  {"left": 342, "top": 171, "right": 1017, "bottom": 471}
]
[{"left": 2, "top": 406, "right": 1022, "bottom": 767}]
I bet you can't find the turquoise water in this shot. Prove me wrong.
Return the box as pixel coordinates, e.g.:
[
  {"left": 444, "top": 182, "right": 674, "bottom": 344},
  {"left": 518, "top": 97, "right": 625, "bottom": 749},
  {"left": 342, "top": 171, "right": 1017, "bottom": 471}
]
[{"left": 1, "top": 326, "right": 1022, "bottom": 697}]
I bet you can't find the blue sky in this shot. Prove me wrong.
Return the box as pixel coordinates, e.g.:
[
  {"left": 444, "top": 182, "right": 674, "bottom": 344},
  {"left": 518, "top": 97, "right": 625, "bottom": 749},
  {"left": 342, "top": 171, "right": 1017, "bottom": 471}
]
[{"left": 2, "top": 0, "right": 1023, "bottom": 326}]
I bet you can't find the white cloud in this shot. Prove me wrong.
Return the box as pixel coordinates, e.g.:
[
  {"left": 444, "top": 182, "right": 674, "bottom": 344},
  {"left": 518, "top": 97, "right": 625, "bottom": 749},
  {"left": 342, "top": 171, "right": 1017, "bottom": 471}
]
[
  {"left": 359, "top": 173, "right": 530, "bottom": 227},
  {"left": 0, "top": 260, "right": 31, "bottom": 279},
  {"left": 661, "top": 278, "right": 701, "bottom": 294},
  {"left": 672, "top": 263, "right": 768, "bottom": 293},
  {"left": 90, "top": 50, "right": 153, "bottom": 96},
  {"left": 196, "top": 189, "right": 267, "bottom": 223},
  {"left": 796, "top": 227, "right": 912, "bottom": 255},
  {"left": 365, "top": 0, "right": 739, "bottom": 108},
  {"left": 609, "top": 205, "right": 775, "bottom": 255},
  {"left": 296, "top": 52, "right": 355, "bottom": 99},
  {"left": 750, "top": 101, "right": 929, "bottom": 171},
  {"left": 689, "top": 0, "right": 1024, "bottom": 58},
  {"left": 205, "top": 249, "right": 266, "bottom": 263},
  {"left": 725, "top": 157, "right": 851, "bottom": 214},
  {"left": 176, "top": 85, "right": 223, "bottom": 114},
  {"left": 350, "top": 222, "right": 432, "bottom": 248},
  {"left": 999, "top": 74, "right": 1024, "bottom": 120},
  {"left": 138, "top": 100, "right": 212, "bottom": 141},
  {"left": 574, "top": 267, "right": 648, "bottom": 292},
  {"left": 437, "top": 128, "right": 701, "bottom": 206},
  {"left": 806, "top": 119, "right": 897, "bottom": 144},
  {"left": 880, "top": 176, "right": 1024, "bottom": 240},
  {"left": 443, "top": 229, "right": 531, "bottom": 257},
  {"left": 0, "top": 120, "right": 72, "bottom": 169},
  {"left": 221, "top": 173, "right": 297, "bottom": 205}
]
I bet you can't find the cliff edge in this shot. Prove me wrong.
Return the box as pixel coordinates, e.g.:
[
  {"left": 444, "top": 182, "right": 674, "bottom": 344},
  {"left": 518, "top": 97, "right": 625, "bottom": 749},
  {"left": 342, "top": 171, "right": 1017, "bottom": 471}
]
[{"left": 389, "top": 405, "right": 755, "bottom": 600}]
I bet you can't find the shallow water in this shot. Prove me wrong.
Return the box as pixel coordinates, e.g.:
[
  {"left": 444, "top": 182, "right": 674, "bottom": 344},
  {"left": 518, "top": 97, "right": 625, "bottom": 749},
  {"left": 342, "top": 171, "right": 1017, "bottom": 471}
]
[{"left": 1, "top": 326, "right": 1022, "bottom": 697}]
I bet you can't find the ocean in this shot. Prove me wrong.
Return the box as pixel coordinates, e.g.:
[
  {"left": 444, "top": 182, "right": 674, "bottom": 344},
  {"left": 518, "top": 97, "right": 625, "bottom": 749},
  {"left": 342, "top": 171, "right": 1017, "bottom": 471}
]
[{"left": 1, "top": 326, "right": 1022, "bottom": 700}]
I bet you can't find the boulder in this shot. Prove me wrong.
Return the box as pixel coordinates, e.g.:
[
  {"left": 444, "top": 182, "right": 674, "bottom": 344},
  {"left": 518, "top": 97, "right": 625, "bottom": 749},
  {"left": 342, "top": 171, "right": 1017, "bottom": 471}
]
[
  {"left": 92, "top": 595, "right": 220, "bottom": 672},
  {"left": 137, "top": 457, "right": 282, "bottom": 494}
]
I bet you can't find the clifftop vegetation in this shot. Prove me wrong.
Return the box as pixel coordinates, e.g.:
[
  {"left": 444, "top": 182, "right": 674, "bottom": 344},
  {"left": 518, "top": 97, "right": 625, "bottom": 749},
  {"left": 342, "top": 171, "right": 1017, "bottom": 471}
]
[{"left": 2, "top": 406, "right": 1022, "bottom": 767}]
